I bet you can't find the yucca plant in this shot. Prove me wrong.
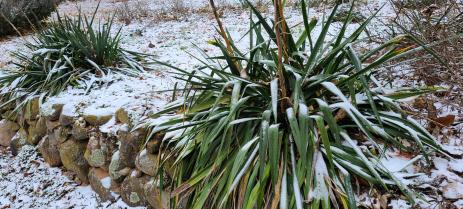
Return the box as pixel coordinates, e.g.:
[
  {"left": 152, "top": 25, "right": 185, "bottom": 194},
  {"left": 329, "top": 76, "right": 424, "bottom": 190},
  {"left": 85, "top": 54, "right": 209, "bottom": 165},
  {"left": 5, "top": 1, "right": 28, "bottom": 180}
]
[
  {"left": 0, "top": 3, "right": 146, "bottom": 112},
  {"left": 145, "top": 0, "right": 445, "bottom": 208}
]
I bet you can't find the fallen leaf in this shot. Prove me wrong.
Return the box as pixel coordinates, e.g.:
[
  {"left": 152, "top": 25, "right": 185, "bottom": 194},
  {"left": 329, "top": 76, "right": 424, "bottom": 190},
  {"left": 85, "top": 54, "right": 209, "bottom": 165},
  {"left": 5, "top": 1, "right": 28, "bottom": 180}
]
[
  {"left": 413, "top": 97, "right": 427, "bottom": 109},
  {"left": 380, "top": 194, "right": 390, "bottom": 209},
  {"left": 434, "top": 115, "right": 456, "bottom": 127}
]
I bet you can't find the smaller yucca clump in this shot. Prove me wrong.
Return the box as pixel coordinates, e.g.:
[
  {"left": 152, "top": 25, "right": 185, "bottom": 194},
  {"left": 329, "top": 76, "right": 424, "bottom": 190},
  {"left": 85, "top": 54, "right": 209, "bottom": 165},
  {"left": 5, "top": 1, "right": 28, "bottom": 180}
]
[{"left": 0, "top": 4, "right": 146, "bottom": 112}]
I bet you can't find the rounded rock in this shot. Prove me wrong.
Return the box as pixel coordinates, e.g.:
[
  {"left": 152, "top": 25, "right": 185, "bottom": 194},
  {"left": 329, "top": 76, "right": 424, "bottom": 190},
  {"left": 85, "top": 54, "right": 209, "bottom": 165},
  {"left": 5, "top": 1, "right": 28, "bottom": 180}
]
[
  {"left": 88, "top": 168, "right": 116, "bottom": 202},
  {"left": 59, "top": 139, "right": 90, "bottom": 184},
  {"left": 135, "top": 149, "right": 159, "bottom": 176},
  {"left": 120, "top": 172, "right": 150, "bottom": 207},
  {"left": 144, "top": 178, "right": 170, "bottom": 209},
  {"left": 38, "top": 135, "right": 62, "bottom": 166},
  {"left": 0, "top": 119, "right": 20, "bottom": 147}
]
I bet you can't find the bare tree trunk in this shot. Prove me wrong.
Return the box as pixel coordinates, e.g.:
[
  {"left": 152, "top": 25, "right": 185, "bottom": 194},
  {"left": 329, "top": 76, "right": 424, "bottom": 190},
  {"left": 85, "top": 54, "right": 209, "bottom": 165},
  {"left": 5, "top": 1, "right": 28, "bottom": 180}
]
[{"left": 0, "top": 0, "right": 57, "bottom": 37}]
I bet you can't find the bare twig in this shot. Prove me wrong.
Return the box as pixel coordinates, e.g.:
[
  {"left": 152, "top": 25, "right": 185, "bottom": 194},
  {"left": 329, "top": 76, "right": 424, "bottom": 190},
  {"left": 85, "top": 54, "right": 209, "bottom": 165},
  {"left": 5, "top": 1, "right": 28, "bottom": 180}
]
[{"left": 209, "top": 0, "right": 248, "bottom": 79}]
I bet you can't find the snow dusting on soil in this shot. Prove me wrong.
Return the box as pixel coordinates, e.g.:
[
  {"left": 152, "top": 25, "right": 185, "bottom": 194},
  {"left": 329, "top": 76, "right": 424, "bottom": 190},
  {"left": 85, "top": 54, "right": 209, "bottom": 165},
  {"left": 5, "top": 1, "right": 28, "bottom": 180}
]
[
  {"left": 42, "top": 72, "right": 173, "bottom": 128},
  {"left": 0, "top": 145, "right": 145, "bottom": 209}
]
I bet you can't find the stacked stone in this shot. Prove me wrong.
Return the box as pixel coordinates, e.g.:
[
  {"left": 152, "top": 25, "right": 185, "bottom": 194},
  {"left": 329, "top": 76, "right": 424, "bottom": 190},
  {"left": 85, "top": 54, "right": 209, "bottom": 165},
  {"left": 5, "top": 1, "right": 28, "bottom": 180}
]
[{"left": 0, "top": 99, "right": 173, "bottom": 208}]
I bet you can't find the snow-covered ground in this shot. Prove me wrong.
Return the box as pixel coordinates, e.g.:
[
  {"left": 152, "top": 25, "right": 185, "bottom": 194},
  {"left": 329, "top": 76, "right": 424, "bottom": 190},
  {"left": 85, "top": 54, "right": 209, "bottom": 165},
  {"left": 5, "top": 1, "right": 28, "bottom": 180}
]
[
  {"left": 1, "top": 0, "right": 462, "bottom": 208},
  {"left": 0, "top": 145, "right": 145, "bottom": 209}
]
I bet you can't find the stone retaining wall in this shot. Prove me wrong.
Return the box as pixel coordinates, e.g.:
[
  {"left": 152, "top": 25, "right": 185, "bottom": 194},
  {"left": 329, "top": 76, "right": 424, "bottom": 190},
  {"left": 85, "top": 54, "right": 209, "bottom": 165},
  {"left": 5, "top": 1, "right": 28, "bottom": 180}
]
[{"left": 0, "top": 97, "right": 172, "bottom": 208}]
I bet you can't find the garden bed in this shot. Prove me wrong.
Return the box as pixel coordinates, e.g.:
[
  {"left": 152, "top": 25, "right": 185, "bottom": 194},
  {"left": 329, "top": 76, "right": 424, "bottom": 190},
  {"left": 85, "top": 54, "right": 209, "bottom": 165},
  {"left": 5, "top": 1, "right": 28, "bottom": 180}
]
[{"left": 0, "top": 0, "right": 463, "bottom": 208}]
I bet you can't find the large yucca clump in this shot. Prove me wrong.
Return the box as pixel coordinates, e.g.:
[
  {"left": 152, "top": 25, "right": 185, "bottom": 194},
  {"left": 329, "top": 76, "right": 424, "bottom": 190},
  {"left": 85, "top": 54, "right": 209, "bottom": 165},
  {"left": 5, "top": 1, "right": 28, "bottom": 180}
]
[
  {"left": 0, "top": 4, "right": 146, "bottom": 111},
  {"left": 146, "top": 0, "right": 444, "bottom": 208}
]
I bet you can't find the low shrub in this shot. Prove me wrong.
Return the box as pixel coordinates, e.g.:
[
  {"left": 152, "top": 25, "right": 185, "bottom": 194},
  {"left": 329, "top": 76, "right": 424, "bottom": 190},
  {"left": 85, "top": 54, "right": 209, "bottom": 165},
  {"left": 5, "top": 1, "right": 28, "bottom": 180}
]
[
  {"left": 115, "top": 0, "right": 151, "bottom": 25},
  {"left": 0, "top": 0, "right": 56, "bottom": 36},
  {"left": 392, "top": 0, "right": 450, "bottom": 9},
  {"left": 389, "top": 0, "right": 463, "bottom": 118}
]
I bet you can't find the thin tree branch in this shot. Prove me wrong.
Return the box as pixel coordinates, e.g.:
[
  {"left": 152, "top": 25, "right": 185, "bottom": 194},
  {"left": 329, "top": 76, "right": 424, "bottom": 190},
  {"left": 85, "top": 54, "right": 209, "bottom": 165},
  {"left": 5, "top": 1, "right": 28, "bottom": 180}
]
[{"left": 209, "top": 0, "right": 248, "bottom": 79}]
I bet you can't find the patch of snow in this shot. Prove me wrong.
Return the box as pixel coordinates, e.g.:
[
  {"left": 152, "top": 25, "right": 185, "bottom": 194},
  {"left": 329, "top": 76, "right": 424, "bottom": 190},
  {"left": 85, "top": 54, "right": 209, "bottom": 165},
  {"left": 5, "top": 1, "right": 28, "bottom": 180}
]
[
  {"left": 454, "top": 199, "right": 463, "bottom": 209},
  {"left": 442, "top": 182, "right": 463, "bottom": 200},
  {"left": 380, "top": 151, "right": 418, "bottom": 173},
  {"left": 99, "top": 116, "right": 121, "bottom": 135},
  {"left": 0, "top": 35, "right": 31, "bottom": 68},
  {"left": 443, "top": 145, "right": 463, "bottom": 156},
  {"left": 449, "top": 159, "right": 463, "bottom": 173},
  {"left": 48, "top": 185, "right": 145, "bottom": 209},
  {"left": 84, "top": 107, "right": 116, "bottom": 118},
  {"left": 389, "top": 199, "right": 411, "bottom": 209},
  {"left": 430, "top": 157, "right": 463, "bottom": 184},
  {"left": 101, "top": 177, "right": 111, "bottom": 190},
  {"left": 434, "top": 157, "right": 449, "bottom": 170}
]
